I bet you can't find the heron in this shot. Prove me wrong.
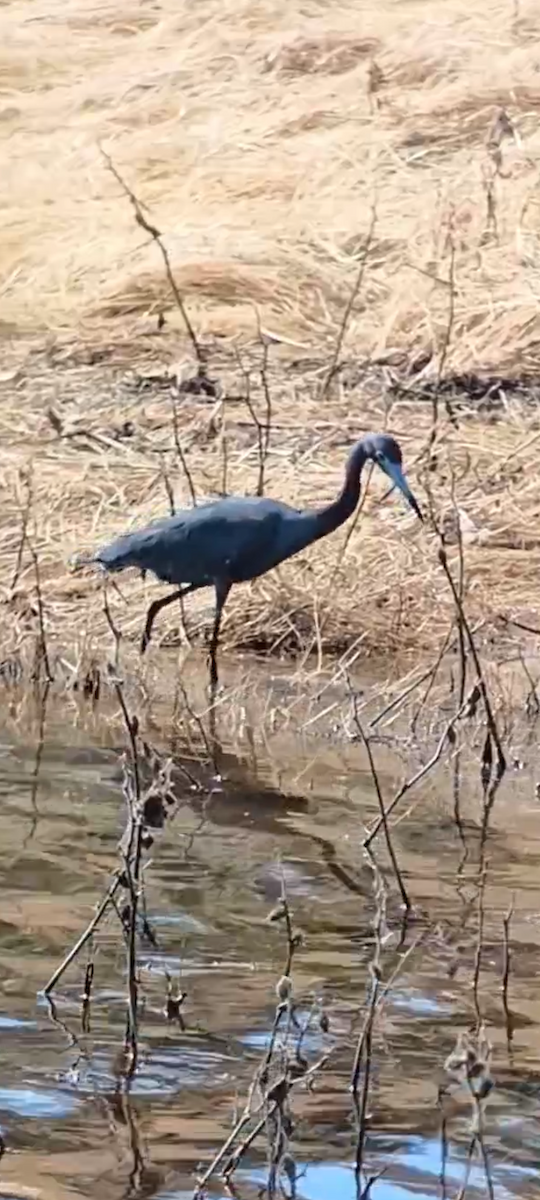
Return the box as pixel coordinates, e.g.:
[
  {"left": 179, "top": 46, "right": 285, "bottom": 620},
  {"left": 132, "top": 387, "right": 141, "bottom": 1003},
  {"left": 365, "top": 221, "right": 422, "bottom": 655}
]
[{"left": 93, "top": 432, "right": 422, "bottom": 686}]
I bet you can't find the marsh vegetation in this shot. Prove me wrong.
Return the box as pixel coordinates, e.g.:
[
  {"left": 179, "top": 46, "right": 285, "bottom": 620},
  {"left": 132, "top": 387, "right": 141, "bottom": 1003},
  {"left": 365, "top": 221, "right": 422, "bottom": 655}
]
[{"left": 2, "top": 1, "right": 540, "bottom": 1197}]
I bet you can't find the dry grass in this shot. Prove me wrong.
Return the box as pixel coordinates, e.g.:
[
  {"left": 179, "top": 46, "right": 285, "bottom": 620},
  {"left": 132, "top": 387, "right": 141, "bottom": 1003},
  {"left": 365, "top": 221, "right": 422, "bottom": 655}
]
[
  {"left": 2, "top": 0, "right": 540, "bottom": 675},
  {"left": 2, "top": 343, "right": 540, "bottom": 677},
  {"left": 3, "top": 0, "right": 540, "bottom": 364}
]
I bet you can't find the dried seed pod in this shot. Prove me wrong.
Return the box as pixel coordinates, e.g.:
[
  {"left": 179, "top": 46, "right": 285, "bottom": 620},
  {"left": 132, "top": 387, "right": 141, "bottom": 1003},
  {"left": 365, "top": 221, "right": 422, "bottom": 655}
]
[
  {"left": 268, "top": 902, "right": 286, "bottom": 923},
  {"left": 166, "top": 990, "right": 187, "bottom": 1023},
  {"left": 276, "top": 975, "right": 292, "bottom": 1002},
  {"left": 143, "top": 793, "right": 165, "bottom": 828}
]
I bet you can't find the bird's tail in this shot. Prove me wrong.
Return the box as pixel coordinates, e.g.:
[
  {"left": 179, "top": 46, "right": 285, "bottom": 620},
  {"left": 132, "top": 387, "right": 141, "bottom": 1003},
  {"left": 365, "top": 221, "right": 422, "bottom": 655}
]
[
  {"left": 71, "top": 535, "right": 145, "bottom": 574},
  {"left": 69, "top": 551, "right": 99, "bottom": 572}
]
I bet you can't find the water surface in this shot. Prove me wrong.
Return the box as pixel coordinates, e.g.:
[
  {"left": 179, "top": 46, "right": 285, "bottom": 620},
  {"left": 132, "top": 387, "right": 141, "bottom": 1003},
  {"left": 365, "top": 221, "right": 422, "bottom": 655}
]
[{"left": 0, "top": 671, "right": 540, "bottom": 1200}]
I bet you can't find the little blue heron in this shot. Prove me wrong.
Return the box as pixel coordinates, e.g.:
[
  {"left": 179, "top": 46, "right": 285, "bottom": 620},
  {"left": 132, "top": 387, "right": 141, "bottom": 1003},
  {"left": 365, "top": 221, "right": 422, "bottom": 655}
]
[{"left": 93, "top": 432, "right": 422, "bottom": 685}]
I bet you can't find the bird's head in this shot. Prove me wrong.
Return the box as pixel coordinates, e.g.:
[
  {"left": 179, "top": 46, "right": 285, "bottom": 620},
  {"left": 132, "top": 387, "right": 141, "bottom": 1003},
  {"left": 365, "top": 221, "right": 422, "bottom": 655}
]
[{"left": 363, "top": 433, "right": 423, "bottom": 520}]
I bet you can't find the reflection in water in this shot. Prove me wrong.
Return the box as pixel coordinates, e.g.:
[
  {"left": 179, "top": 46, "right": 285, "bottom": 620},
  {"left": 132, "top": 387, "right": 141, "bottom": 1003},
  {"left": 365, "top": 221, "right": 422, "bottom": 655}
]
[
  {"left": 0, "top": 1087, "right": 81, "bottom": 1119},
  {"left": 0, "top": 681, "right": 540, "bottom": 1200}
]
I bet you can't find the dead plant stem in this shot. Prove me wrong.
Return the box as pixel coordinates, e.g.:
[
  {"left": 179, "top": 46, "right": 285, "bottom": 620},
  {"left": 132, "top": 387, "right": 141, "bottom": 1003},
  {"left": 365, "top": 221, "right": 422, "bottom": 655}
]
[
  {"left": 100, "top": 146, "right": 203, "bottom": 364},
  {"left": 351, "top": 692, "right": 410, "bottom": 908},
  {"left": 319, "top": 203, "right": 377, "bottom": 400},
  {"left": 43, "top": 874, "right": 123, "bottom": 994}
]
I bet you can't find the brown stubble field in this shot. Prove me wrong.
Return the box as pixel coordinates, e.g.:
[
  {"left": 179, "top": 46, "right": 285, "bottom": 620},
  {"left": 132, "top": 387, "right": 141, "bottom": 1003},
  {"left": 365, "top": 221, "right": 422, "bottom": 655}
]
[{"left": 2, "top": 0, "right": 540, "bottom": 683}]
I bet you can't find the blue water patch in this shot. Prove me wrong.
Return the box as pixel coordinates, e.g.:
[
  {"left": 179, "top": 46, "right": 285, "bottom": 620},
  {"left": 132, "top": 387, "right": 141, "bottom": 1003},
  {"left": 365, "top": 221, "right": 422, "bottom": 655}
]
[
  {"left": 390, "top": 989, "right": 452, "bottom": 1017},
  {"left": 242, "top": 1027, "right": 326, "bottom": 1055},
  {"left": 401, "top": 1134, "right": 534, "bottom": 1186},
  {"left": 247, "top": 1163, "right": 425, "bottom": 1200},
  {"left": 241, "top": 1007, "right": 329, "bottom": 1054},
  {"left": 83, "top": 1042, "right": 237, "bottom": 1097},
  {"left": 157, "top": 1161, "right": 530, "bottom": 1200},
  {"left": 0, "top": 1015, "right": 36, "bottom": 1030},
  {"left": 241, "top": 1139, "right": 537, "bottom": 1200},
  {"left": 0, "top": 1087, "right": 81, "bottom": 1119},
  {"left": 241, "top": 1029, "right": 274, "bottom": 1050}
]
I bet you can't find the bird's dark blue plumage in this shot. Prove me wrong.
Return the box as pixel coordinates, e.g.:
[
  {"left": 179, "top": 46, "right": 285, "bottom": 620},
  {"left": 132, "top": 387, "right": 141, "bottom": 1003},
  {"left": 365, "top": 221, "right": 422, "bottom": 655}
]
[
  {"left": 93, "top": 432, "right": 422, "bottom": 685},
  {"left": 96, "top": 496, "right": 306, "bottom": 586}
]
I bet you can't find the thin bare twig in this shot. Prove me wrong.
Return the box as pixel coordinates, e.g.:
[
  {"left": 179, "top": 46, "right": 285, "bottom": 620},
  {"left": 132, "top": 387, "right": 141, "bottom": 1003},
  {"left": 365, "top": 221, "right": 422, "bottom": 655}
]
[
  {"left": 255, "top": 312, "right": 273, "bottom": 496},
  {"left": 364, "top": 691, "right": 472, "bottom": 848},
  {"left": 422, "top": 461, "right": 506, "bottom": 812},
  {"left": 10, "top": 469, "right": 33, "bottom": 594},
  {"left": 159, "top": 452, "right": 176, "bottom": 515},
  {"left": 351, "top": 851, "right": 384, "bottom": 1188},
  {"left": 319, "top": 203, "right": 378, "bottom": 400},
  {"left": 236, "top": 337, "right": 273, "bottom": 497},
  {"left": 103, "top": 581, "right": 122, "bottom": 675},
  {"left": 170, "top": 390, "right": 198, "bottom": 506},
  {"left": 472, "top": 865, "right": 488, "bottom": 1027},
  {"left": 438, "top": 1096, "right": 448, "bottom": 1200},
  {"left": 43, "top": 874, "right": 124, "bottom": 994},
  {"left": 437, "top": 542, "right": 506, "bottom": 798},
  {"left": 28, "top": 539, "right": 53, "bottom": 683},
  {"left": 502, "top": 897, "right": 514, "bottom": 1049},
  {"left": 427, "top": 216, "right": 458, "bottom": 461},
  {"left": 111, "top": 678, "right": 144, "bottom": 1075},
  {"left": 350, "top": 690, "right": 410, "bottom": 909},
  {"left": 444, "top": 1027, "right": 495, "bottom": 1200},
  {"left": 100, "top": 145, "right": 203, "bottom": 364}
]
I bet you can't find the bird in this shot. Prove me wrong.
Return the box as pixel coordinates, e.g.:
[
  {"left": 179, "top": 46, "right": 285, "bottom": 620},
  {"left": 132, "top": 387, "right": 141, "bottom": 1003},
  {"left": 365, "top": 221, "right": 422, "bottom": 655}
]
[{"left": 92, "top": 432, "right": 422, "bottom": 687}]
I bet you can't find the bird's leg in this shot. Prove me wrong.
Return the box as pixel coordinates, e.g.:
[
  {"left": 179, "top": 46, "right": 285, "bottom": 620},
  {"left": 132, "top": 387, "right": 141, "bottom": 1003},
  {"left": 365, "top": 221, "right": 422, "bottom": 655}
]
[
  {"left": 208, "top": 581, "right": 231, "bottom": 691},
  {"left": 141, "top": 585, "right": 198, "bottom": 654}
]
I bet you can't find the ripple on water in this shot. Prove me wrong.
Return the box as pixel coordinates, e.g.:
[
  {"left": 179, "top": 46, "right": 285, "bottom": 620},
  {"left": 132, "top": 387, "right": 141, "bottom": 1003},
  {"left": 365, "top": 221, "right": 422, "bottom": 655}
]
[{"left": 2, "top": 698, "right": 540, "bottom": 1200}]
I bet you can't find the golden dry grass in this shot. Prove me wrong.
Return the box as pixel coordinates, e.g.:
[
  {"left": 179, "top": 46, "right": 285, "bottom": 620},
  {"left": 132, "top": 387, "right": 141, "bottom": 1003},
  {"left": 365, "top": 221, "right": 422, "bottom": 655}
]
[
  {"left": 2, "top": 0, "right": 540, "bottom": 677},
  {"left": 2, "top": 343, "right": 540, "bottom": 679},
  {"left": 3, "top": 0, "right": 540, "bottom": 362}
]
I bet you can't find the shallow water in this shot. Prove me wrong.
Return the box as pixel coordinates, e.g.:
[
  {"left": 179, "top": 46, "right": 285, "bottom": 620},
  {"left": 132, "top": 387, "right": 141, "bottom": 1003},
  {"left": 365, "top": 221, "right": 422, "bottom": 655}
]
[{"left": 1, "top": 672, "right": 540, "bottom": 1200}]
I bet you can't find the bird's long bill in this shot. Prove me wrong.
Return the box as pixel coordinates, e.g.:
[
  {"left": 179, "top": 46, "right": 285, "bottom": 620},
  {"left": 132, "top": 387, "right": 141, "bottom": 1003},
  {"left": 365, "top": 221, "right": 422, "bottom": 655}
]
[{"left": 383, "top": 461, "right": 423, "bottom": 521}]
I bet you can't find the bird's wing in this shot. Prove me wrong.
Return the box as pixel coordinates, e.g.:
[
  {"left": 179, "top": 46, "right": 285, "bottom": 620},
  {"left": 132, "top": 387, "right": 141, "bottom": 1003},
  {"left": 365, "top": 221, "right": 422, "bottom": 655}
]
[
  {"left": 205, "top": 500, "right": 285, "bottom": 580},
  {"left": 95, "top": 498, "right": 287, "bottom": 585},
  {"left": 173, "top": 499, "right": 285, "bottom": 582}
]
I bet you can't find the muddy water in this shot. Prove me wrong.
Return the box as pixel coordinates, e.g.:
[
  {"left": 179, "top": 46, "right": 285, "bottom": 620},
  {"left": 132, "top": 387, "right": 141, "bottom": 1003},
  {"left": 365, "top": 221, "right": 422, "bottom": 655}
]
[{"left": 1, "top": 675, "right": 540, "bottom": 1200}]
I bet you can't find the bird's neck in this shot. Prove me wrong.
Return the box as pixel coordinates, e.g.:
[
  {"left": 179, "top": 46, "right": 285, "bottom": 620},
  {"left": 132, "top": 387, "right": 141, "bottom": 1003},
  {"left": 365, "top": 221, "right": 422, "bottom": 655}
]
[{"left": 307, "top": 444, "right": 366, "bottom": 542}]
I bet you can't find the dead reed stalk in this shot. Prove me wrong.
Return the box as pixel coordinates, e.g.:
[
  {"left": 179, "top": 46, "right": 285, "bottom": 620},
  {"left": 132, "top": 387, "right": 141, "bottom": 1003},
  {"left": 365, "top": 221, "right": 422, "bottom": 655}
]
[
  {"left": 351, "top": 852, "right": 385, "bottom": 1189},
  {"left": 443, "top": 1027, "right": 495, "bottom": 1200},
  {"left": 195, "top": 878, "right": 324, "bottom": 1195},
  {"left": 350, "top": 688, "right": 410, "bottom": 908},
  {"left": 501, "top": 898, "right": 514, "bottom": 1049},
  {"left": 99, "top": 147, "right": 203, "bottom": 367}
]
